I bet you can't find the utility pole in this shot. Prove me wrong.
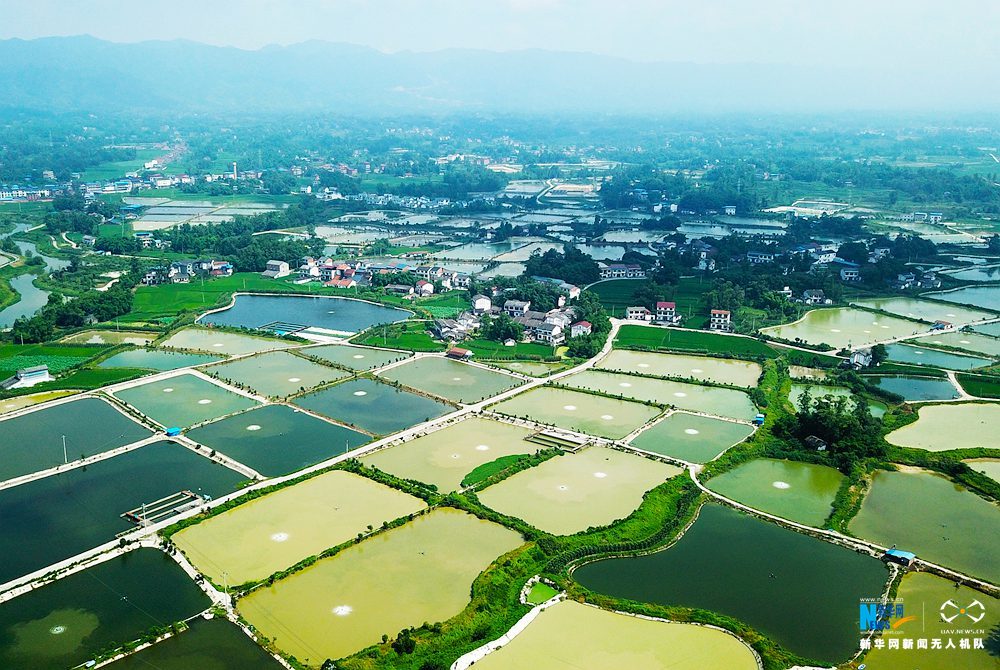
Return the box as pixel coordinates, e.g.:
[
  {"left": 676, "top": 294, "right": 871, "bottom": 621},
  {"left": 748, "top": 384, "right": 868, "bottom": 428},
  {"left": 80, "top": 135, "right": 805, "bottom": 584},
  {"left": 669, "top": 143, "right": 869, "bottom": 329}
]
[{"left": 62, "top": 435, "right": 67, "bottom": 464}]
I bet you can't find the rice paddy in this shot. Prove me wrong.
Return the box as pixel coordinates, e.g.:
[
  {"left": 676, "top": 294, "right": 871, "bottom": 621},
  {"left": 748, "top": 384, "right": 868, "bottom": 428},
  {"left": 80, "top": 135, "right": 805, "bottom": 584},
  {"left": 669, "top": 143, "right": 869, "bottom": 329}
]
[
  {"left": 173, "top": 470, "right": 426, "bottom": 585},
  {"left": 491, "top": 386, "right": 662, "bottom": 439},
  {"left": 113, "top": 374, "right": 259, "bottom": 428},
  {"left": 205, "top": 350, "right": 351, "bottom": 398},
  {"left": 362, "top": 417, "right": 538, "bottom": 492},
  {"left": 378, "top": 356, "right": 525, "bottom": 403},
  {"left": 628, "top": 413, "right": 753, "bottom": 463},
  {"left": 238, "top": 508, "right": 522, "bottom": 663},
  {"left": 477, "top": 446, "right": 682, "bottom": 534},
  {"left": 292, "top": 378, "right": 453, "bottom": 435},
  {"left": 885, "top": 402, "right": 1000, "bottom": 451},
  {"left": 596, "top": 349, "right": 762, "bottom": 387}
]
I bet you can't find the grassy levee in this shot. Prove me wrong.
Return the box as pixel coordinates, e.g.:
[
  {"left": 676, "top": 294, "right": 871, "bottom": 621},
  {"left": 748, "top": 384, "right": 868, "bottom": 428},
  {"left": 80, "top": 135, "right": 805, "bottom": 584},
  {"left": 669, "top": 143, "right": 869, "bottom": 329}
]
[
  {"left": 354, "top": 321, "right": 446, "bottom": 352},
  {"left": 955, "top": 371, "right": 1000, "bottom": 398}
]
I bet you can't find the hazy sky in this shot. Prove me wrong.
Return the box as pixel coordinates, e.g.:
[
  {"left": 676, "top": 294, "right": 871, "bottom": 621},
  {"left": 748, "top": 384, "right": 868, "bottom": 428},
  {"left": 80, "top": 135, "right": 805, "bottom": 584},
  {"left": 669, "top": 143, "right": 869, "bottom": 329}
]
[{"left": 3, "top": 0, "right": 998, "bottom": 67}]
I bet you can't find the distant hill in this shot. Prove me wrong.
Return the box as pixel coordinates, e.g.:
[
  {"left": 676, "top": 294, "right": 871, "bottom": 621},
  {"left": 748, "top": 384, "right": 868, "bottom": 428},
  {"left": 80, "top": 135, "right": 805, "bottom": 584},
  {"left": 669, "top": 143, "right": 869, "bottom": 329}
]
[{"left": 0, "top": 36, "right": 995, "bottom": 114}]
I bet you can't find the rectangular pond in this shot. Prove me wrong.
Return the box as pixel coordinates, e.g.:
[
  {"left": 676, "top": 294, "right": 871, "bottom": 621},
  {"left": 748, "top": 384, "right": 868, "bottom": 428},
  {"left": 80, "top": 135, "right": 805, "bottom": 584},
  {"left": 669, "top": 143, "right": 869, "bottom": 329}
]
[
  {"left": 870, "top": 375, "right": 960, "bottom": 401},
  {"left": 199, "top": 295, "right": 410, "bottom": 335},
  {"left": 885, "top": 342, "right": 991, "bottom": 370},
  {"left": 114, "top": 374, "right": 259, "bottom": 429},
  {"left": 596, "top": 349, "right": 762, "bottom": 387},
  {"left": 205, "top": 350, "right": 350, "bottom": 398},
  {"left": 377, "top": 357, "right": 525, "bottom": 403},
  {"left": 561, "top": 369, "right": 758, "bottom": 420},
  {"left": 300, "top": 343, "right": 410, "bottom": 371},
  {"left": 292, "top": 378, "right": 453, "bottom": 436},
  {"left": 788, "top": 384, "right": 886, "bottom": 417},
  {"left": 173, "top": 470, "right": 426, "bottom": 585},
  {"left": 629, "top": 413, "right": 754, "bottom": 463},
  {"left": 574, "top": 503, "right": 889, "bottom": 664},
  {"left": 0, "top": 397, "right": 152, "bottom": 482},
  {"left": 761, "top": 307, "right": 923, "bottom": 350},
  {"left": 927, "top": 285, "right": 1000, "bottom": 311},
  {"left": 98, "top": 349, "right": 223, "bottom": 371},
  {"left": 917, "top": 330, "right": 1000, "bottom": 357},
  {"left": 0, "top": 549, "right": 211, "bottom": 670},
  {"left": 238, "top": 508, "right": 522, "bottom": 664},
  {"left": 0, "top": 440, "right": 245, "bottom": 584},
  {"left": 885, "top": 402, "right": 1000, "bottom": 451},
  {"left": 491, "top": 387, "right": 662, "bottom": 440},
  {"left": 478, "top": 447, "right": 682, "bottom": 535},
  {"left": 160, "top": 327, "right": 293, "bottom": 356},
  {"left": 362, "top": 417, "right": 538, "bottom": 492},
  {"left": 849, "top": 468, "right": 1000, "bottom": 583},
  {"left": 185, "top": 404, "right": 370, "bottom": 476},
  {"left": 852, "top": 297, "right": 995, "bottom": 325}
]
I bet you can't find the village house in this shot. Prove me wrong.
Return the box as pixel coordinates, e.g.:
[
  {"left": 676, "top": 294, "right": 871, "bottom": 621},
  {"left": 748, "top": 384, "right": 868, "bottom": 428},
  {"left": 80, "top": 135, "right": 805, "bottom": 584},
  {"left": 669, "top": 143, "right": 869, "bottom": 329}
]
[
  {"left": 570, "top": 321, "right": 592, "bottom": 338},
  {"left": 262, "top": 260, "right": 291, "bottom": 278},
  {"left": 709, "top": 309, "right": 732, "bottom": 332},
  {"left": 802, "top": 289, "right": 829, "bottom": 305},
  {"left": 626, "top": 305, "right": 652, "bottom": 321},
  {"left": 655, "top": 301, "right": 681, "bottom": 324},
  {"left": 504, "top": 299, "right": 531, "bottom": 317},
  {"left": 415, "top": 279, "right": 434, "bottom": 296},
  {"left": 598, "top": 263, "right": 646, "bottom": 279},
  {"left": 471, "top": 294, "right": 492, "bottom": 313}
]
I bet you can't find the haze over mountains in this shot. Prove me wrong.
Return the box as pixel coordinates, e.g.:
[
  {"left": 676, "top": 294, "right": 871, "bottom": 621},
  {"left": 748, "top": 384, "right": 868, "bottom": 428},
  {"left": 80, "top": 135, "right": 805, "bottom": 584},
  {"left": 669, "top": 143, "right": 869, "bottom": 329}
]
[{"left": 1, "top": 35, "right": 996, "bottom": 115}]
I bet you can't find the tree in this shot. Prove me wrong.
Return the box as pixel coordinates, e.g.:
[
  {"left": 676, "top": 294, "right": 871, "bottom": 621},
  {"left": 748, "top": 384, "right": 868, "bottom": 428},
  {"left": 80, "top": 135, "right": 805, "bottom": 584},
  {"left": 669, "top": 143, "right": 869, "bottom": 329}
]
[
  {"left": 479, "top": 313, "right": 523, "bottom": 342},
  {"left": 837, "top": 242, "right": 869, "bottom": 265},
  {"left": 870, "top": 343, "right": 888, "bottom": 365},
  {"left": 523, "top": 247, "right": 599, "bottom": 286}
]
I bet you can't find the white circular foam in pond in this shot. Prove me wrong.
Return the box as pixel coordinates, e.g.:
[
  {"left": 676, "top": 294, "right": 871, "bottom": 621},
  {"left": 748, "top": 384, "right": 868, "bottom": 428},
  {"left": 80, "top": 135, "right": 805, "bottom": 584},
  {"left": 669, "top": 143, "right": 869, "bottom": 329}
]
[
  {"left": 960, "top": 340, "right": 971, "bottom": 344},
  {"left": 246, "top": 424, "right": 262, "bottom": 431},
  {"left": 563, "top": 405, "right": 577, "bottom": 411},
  {"left": 691, "top": 368, "right": 704, "bottom": 374},
  {"left": 593, "top": 472, "right": 608, "bottom": 478},
  {"left": 830, "top": 329, "right": 841, "bottom": 333},
  {"left": 475, "top": 444, "right": 490, "bottom": 451},
  {"left": 197, "top": 399, "right": 212, "bottom": 405},
  {"left": 162, "top": 388, "right": 174, "bottom": 393},
  {"left": 673, "top": 392, "right": 687, "bottom": 398},
  {"left": 49, "top": 625, "right": 66, "bottom": 635},
  {"left": 288, "top": 377, "right": 301, "bottom": 383},
  {"left": 451, "top": 453, "right": 461, "bottom": 459},
  {"left": 600, "top": 414, "right": 614, "bottom": 420},
  {"left": 557, "top": 484, "right": 569, "bottom": 491},
  {"left": 352, "top": 354, "right": 365, "bottom": 359},
  {"left": 270, "top": 532, "right": 289, "bottom": 542},
  {"left": 914, "top": 350, "right": 924, "bottom": 355},
  {"left": 684, "top": 428, "right": 700, "bottom": 435},
  {"left": 353, "top": 390, "right": 367, "bottom": 396},
  {"left": 637, "top": 363, "right": 650, "bottom": 368},
  {"left": 619, "top": 382, "right": 632, "bottom": 388},
  {"left": 332, "top": 605, "right": 352, "bottom": 616},
  {"left": 452, "top": 377, "right": 462, "bottom": 381},
  {"left": 772, "top": 481, "right": 791, "bottom": 490},
  {"left": 213, "top": 343, "right": 224, "bottom": 347}
]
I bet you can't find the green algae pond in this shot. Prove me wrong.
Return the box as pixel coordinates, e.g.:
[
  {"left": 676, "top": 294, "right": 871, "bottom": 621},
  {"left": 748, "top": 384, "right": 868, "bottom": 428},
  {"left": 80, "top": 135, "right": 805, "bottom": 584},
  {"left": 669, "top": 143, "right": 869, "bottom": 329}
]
[
  {"left": 292, "top": 378, "right": 453, "bottom": 435},
  {"left": 185, "top": 404, "right": 370, "bottom": 476},
  {"left": 491, "top": 386, "right": 662, "bottom": 439},
  {"left": 885, "top": 342, "right": 992, "bottom": 370},
  {"left": 575, "top": 504, "right": 889, "bottom": 664},
  {"left": 561, "top": 369, "right": 757, "bottom": 420},
  {"left": 160, "top": 327, "right": 293, "bottom": 356},
  {"left": 205, "top": 350, "right": 351, "bottom": 398},
  {"left": 628, "top": 413, "right": 753, "bottom": 463},
  {"left": 788, "top": 383, "right": 887, "bottom": 418},
  {"left": 762, "top": 307, "right": 923, "bottom": 349},
  {"left": 103, "top": 616, "right": 284, "bottom": 670},
  {"left": 859, "top": 572, "right": 999, "bottom": 670},
  {"left": 706, "top": 458, "right": 844, "bottom": 527},
  {"left": 113, "top": 373, "right": 260, "bottom": 428},
  {"left": 477, "top": 446, "right": 682, "bottom": 535},
  {"left": 173, "top": 470, "right": 426, "bottom": 585},
  {"left": 238, "top": 508, "right": 523, "bottom": 663},
  {"left": 377, "top": 356, "right": 525, "bottom": 403},
  {"left": 597, "top": 349, "right": 762, "bottom": 387},
  {"left": 885, "top": 402, "right": 1000, "bottom": 451},
  {"left": 0, "top": 397, "right": 152, "bottom": 482},
  {"left": 870, "top": 374, "right": 960, "bottom": 401},
  {"left": 0, "top": 549, "right": 210, "bottom": 670},
  {"left": 472, "top": 600, "right": 759, "bottom": 670},
  {"left": 0, "top": 441, "right": 245, "bottom": 584},
  {"left": 849, "top": 468, "right": 1000, "bottom": 583},
  {"left": 300, "top": 343, "right": 410, "bottom": 370},
  {"left": 852, "top": 297, "right": 995, "bottom": 325},
  {"left": 98, "top": 348, "right": 224, "bottom": 371},
  {"left": 362, "top": 416, "right": 538, "bottom": 492}
]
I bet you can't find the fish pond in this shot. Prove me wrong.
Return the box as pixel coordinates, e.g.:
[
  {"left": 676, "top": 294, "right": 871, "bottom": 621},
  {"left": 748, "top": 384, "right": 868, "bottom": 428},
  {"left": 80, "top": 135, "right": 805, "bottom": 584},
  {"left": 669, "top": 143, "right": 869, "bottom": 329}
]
[
  {"left": 629, "top": 413, "right": 754, "bottom": 463},
  {"left": 238, "top": 508, "right": 522, "bottom": 663},
  {"left": 185, "top": 404, "right": 370, "bottom": 476},
  {"left": 885, "top": 402, "right": 1000, "bottom": 451},
  {"left": 597, "top": 349, "right": 761, "bottom": 387},
  {"left": 918, "top": 330, "right": 1000, "bottom": 357},
  {"left": 472, "top": 600, "right": 759, "bottom": 670},
  {"left": 173, "top": 470, "right": 426, "bottom": 585},
  {"left": 869, "top": 375, "right": 960, "bottom": 401},
  {"left": 362, "top": 416, "right": 537, "bottom": 491},
  {"left": 103, "top": 616, "right": 284, "bottom": 670},
  {"left": 706, "top": 458, "right": 844, "bottom": 527},
  {"left": 0, "top": 397, "right": 152, "bottom": 482},
  {"left": 160, "top": 327, "right": 293, "bottom": 356},
  {"left": 927, "top": 285, "right": 1000, "bottom": 311},
  {"left": 114, "top": 374, "right": 259, "bottom": 428},
  {"left": 885, "top": 342, "right": 991, "bottom": 370},
  {"left": 788, "top": 384, "right": 887, "bottom": 417},
  {"left": 0, "top": 440, "right": 244, "bottom": 584},
  {"left": 964, "top": 458, "right": 1000, "bottom": 483},
  {"left": 488, "top": 360, "right": 564, "bottom": 377},
  {"left": 561, "top": 369, "right": 758, "bottom": 420},
  {"left": 205, "top": 350, "right": 350, "bottom": 398},
  {"left": 300, "top": 343, "right": 410, "bottom": 370},
  {"left": 377, "top": 356, "right": 525, "bottom": 403},
  {"left": 859, "top": 572, "right": 998, "bottom": 670},
  {"left": 852, "top": 297, "right": 994, "bottom": 325},
  {"left": 849, "top": 468, "right": 1000, "bottom": 583},
  {"left": 575, "top": 504, "right": 889, "bottom": 664},
  {"left": 292, "top": 378, "right": 453, "bottom": 435},
  {"left": 98, "top": 348, "right": 223, "bottom": 371},
  {"left": 0, "top": 549, "right": 210, "bottom": 670},
  {"left": 200, "top": 295, "right": 410, "bottom": 334},
  {"left": 762, "top": 307, "right": 922, "bottom": 349},
  {"left": 478, "top": 447, "right": 681, "bottom": 535},
  {"left": 491, "top": 386, "right": 662, "bottom": 439},
  {"left": 974, "top": 320, "right": 1000, "bottom": 337}
]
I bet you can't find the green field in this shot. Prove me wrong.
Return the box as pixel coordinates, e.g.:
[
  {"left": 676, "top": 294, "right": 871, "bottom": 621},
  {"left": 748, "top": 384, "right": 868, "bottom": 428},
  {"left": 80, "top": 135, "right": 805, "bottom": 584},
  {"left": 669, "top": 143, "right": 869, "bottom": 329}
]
[
  {"left": 591, "top": 278, "right": 711, "bottom": 328},
  {"left": 614, "top": 325, "right": 775, "bottom": 358},
  {"left": 355, "top": 321, "right": 446, "bottom": 352},
  {"left": 463, "top": 338, "right": 555, "bottom": 360},
  {"left": 79, "top": 149, "right": 163, "bottom": 182},
  {"left": 955, "top": 372, "right": 1000, "bottom": 398},
  {"left": 0, "top": 344, "right": 109, "bottom": 378}
]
